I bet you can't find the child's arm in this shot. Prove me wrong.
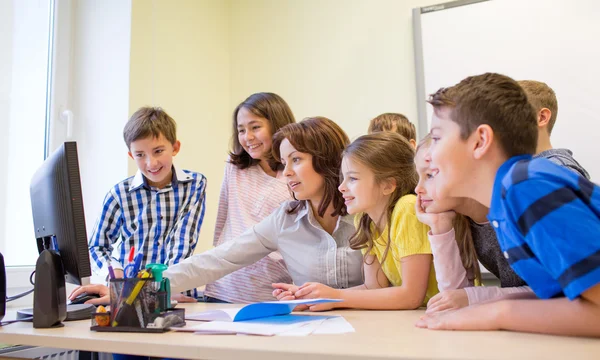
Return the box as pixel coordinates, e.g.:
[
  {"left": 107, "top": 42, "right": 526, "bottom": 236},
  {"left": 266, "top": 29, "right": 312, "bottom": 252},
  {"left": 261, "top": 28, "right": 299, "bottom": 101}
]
[
  {"left": 415, "top": 196, "right": 468, "bottom": 291},
  {"left": 164, "top": 174, "right": 207, "bottom": 265},
  {"left": 294, "top": 254, "right": 432, "bottom": 310},
  {"left": 212, "top": 164, "right": 230, "bottom": 246},
  {"left": 464, "top": 285, "right": 533, "bottom": 305},
  {"left": 88, "top": 190, "right": 124, "bottom": 273},
  {"left": 417, "top": 283, "right": 600, "bottom": 337},
  {"left": 426, "top": 286, "right": 533, "bottom": 314},
  {"left": 428, "top": 229, "right": 469, "bottom": 291}
]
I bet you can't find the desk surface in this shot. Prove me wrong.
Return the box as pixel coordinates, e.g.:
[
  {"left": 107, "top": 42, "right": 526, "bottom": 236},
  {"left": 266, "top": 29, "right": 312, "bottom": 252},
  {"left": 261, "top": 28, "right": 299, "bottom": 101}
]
[{"left": 0, "top": 303, "right": 599, "bottom": 360}]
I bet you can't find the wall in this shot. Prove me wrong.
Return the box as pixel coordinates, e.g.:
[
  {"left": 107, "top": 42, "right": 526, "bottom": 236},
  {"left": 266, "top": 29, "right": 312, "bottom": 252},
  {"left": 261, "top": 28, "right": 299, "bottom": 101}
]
[
  {"left": 129, "top": 0, "right": 231, "bottom": 252},
  {"left": 69, "top": 0, "right": 132, "bottom": 242},
  {"left": 229, "top": 0, "right": 441, "bottom": 140},
  {"left": 128, "top": 0, "right": 440, "bottom": 252}
]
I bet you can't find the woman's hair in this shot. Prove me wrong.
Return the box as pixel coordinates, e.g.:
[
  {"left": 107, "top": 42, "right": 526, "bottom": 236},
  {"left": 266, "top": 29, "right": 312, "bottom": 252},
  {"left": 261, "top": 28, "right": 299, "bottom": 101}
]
[
  {"left": 229, "top": 92, "right": 296, "bottom": 171},
  {"left": 415, "top": 135, "right": 481, "bottom": 283},
  {"left": 272, "top": 117, "right": 350, "bottom": 218},
  {"left": 346, "top": 132, "right": 418, "bottom": 266}
]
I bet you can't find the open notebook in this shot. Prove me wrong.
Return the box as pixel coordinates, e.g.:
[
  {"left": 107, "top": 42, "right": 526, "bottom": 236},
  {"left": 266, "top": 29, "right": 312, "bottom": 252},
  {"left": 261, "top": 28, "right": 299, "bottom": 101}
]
[{"left": 186, "top": 299, "right": 342, "bottom": 322}]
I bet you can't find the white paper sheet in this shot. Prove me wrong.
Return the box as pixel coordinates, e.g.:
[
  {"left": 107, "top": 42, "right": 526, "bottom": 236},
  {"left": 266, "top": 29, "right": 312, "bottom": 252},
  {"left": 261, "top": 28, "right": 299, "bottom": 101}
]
[{"left": 174, "top": 315, "right": 355, "bottom": 336}]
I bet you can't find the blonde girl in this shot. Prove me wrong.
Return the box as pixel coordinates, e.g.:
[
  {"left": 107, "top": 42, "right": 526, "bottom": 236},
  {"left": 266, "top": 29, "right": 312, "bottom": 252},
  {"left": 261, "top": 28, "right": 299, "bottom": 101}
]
[{"left": 274, "top": 131, "right": 438, "bottom": 311}]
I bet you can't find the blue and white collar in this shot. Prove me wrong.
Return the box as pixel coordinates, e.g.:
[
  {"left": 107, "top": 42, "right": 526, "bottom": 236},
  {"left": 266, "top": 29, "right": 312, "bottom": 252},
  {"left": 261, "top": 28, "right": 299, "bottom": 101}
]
[{"left": 128, "top": 165, "right": 192, "bottom": 192}]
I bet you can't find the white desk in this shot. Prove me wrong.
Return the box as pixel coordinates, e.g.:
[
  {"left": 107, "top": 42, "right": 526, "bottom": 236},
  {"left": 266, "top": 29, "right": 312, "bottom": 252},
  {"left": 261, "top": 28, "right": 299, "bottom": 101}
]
[{"left": 0, "top": 303, "right": 599, "bottom": 360}]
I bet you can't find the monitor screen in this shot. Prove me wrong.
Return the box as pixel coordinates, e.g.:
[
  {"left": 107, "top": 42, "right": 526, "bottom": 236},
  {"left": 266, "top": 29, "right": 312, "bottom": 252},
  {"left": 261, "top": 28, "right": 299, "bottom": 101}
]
[{"left": 30, "top": 141, "right": 91, "bottom": 285}]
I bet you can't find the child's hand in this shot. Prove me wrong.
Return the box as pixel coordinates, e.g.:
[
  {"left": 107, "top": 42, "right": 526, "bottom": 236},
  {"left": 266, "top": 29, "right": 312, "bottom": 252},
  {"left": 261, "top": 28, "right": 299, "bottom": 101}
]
[
  {"left": 307, "top": 302, "right": 338, "bottom": 312},
  {"left": 294, "top": 282, "right": 340, "bottom": 300},
  {"left": 415, "top": 195, "right": 456, "bottom": 235},
  {"left": 415, "top": 302, "right": 503, "bottom": 331},
  {"left": 426, "top": 289, "right": 469, "bottom": 314},
  {"left": 69, "top": 284, "right": 110, "bottom": 305},
  {"left": 272, "top": 283, "right": 299, "bottom": 300},
  {"left": 292, "top": 282, "right": 340, "bottom": 312}
]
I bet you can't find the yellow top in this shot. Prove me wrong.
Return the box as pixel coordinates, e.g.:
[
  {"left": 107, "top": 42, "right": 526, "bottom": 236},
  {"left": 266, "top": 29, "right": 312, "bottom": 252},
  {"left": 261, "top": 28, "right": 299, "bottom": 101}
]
[{"left": 360, "top": 194, "right": 438, "bottom": 305}]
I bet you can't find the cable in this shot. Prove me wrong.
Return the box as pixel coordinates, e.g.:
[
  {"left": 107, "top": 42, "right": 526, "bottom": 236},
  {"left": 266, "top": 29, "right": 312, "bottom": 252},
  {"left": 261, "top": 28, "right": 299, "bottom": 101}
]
[
  {"left": 5, "top": 270, "right": 36, "bottom": 302},
  {"left": 0, "top": 317, "right": 33, "bottom": 326}
]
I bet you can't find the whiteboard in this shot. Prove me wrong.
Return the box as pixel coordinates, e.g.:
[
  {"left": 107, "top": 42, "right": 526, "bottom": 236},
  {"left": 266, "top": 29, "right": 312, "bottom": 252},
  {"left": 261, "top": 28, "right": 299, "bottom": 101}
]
[{"left": 414, "top": 0, "right": 600, "bottom": 181}]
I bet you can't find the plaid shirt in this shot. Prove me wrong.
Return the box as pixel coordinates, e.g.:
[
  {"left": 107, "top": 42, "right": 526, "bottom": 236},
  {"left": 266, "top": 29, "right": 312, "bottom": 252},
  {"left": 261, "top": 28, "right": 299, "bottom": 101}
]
[{"left": 89, "top": 166, "right": 206, "bottom": 295}]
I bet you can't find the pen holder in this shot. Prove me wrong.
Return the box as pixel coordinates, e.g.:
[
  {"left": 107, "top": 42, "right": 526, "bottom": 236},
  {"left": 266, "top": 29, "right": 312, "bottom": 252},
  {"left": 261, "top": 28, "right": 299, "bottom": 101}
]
[{"left": 90, "top": 278, "right": 184, "bottom": 333}]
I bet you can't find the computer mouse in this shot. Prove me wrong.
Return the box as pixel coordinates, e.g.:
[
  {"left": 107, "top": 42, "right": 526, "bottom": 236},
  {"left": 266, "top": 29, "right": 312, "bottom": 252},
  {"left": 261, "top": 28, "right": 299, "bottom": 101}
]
[{"left": 69, "top": 292, "right": 100, "bottom": 305}]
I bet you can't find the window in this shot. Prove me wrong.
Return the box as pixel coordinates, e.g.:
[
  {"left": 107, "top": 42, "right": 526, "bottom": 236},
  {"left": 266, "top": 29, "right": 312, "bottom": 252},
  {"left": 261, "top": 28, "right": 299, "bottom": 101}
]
[{"left": 1, "top": 0, "right": 55, "bottom": 267}]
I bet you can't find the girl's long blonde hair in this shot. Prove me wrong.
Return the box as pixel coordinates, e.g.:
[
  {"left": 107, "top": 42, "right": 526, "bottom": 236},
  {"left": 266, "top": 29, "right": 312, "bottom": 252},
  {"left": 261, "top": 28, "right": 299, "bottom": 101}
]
[
  {"left": 346, "top": 132, "right": 418, "bottom": 267},
  {"left": 416, "top": 135, "right": 481, "bottom": 284}
]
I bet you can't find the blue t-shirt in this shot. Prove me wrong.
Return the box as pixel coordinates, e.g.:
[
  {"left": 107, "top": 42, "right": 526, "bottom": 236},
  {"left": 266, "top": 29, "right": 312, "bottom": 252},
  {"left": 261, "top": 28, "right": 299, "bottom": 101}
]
[{"left": 488, "top": 155, "right": 600, "bottom": 300}]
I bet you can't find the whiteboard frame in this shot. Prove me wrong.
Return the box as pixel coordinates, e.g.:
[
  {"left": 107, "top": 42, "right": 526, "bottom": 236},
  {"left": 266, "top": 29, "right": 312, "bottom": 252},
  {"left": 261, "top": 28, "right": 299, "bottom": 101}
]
[{"left": 412, "top": 0, "right": 490, "bottom": 139}]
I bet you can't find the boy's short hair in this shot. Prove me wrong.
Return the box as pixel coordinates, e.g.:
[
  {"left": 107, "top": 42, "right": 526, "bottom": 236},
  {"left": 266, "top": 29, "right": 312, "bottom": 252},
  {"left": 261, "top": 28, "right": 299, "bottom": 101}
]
[
  {"left": 518, "top": 80, "right": 558, "bottom": 134},
  {"left": 368, "top": 113, "right": 416, "bottom": 141},
  {"left": 123, "top": 107, "right": 177, "bottom": 149},
  {"left": 428, "top": 73, "right": 538, "bottom": 157}
]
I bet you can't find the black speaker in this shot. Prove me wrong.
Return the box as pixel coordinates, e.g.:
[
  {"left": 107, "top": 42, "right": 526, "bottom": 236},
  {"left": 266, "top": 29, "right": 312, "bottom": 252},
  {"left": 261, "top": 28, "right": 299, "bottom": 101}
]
[
  {"left": 32, "top": 250, "right": 66, "bottom": 328},
  {"left": 0, "top": 252, "right": 5, "bottom": 322}
]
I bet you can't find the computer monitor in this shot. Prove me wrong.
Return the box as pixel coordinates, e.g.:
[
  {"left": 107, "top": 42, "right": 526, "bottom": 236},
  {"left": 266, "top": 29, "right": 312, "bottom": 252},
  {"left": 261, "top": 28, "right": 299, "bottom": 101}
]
[
  {"left": 17, "top": 141, "right": 93, "bottom": 328},
  {"left": 30, "top": 141, "right": 91, "bottom": 285}
]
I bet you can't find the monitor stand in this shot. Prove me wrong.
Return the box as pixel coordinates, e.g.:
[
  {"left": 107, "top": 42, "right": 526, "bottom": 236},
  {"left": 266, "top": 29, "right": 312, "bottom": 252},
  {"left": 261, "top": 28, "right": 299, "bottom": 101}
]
[{"left": 15, "top": 250, "right": 96, "bottom": 326}]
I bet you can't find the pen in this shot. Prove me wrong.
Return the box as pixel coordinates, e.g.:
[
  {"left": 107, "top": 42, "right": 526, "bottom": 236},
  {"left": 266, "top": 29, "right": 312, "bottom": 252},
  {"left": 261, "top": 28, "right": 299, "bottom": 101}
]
[
  {"left": 107, "top": 260, "right": 116, "bottom": 280},
  {"left": 123, "top": 247, "right": 136, "bottom": 278},
  {"left": 131, "top": 252, "right": 143, "bottom": 276}
]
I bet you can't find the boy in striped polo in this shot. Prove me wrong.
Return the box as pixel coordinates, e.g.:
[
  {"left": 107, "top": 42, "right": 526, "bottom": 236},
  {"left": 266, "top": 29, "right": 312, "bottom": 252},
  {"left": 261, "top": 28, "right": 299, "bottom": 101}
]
[
  {"left": 88, "top": 107, "right": 206, "bottom": 299},
  {"left": 416, "top": 73, "right": 600, "bottom": 337}
]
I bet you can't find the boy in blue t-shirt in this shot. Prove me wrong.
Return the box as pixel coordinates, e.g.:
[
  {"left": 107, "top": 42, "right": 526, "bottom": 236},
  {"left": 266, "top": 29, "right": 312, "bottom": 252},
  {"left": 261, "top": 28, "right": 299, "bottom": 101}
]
[{"left": 416, "top": 73, "right": 600, "bottom": 337}]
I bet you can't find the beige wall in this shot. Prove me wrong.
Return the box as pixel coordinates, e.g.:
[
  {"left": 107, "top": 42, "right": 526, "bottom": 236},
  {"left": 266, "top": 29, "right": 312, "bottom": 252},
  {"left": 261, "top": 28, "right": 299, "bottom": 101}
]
[
  {"left": 129, "top": 0, "right": 440, "bottom": 252},
  {"left": 129, "top": 0, "right": 231, "bottom": 252},
  {"left": 229, "top": 0, "right": 441, "bottom": 139}
]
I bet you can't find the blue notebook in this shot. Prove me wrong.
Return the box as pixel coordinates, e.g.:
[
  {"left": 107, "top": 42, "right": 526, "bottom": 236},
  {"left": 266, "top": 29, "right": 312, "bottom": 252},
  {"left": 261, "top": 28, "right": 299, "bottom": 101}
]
[{"left": 186, "top": 299, "right": 342, "bottom": 322}]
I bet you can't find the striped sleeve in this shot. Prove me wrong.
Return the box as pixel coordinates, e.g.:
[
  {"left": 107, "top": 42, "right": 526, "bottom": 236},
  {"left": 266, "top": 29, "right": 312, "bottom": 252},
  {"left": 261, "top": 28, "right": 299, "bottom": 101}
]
[
  {"left": 212, "top": 163, "right": 230, "bottom": 246},
  {"left": 506, "top": 177, "right": 600, "bottom": 299},
  {"left": 88, "top": 189, "right": 124, "bottom": 272},
  {"left": 165, "top": 174, "right": 207, "bottom": 266}
]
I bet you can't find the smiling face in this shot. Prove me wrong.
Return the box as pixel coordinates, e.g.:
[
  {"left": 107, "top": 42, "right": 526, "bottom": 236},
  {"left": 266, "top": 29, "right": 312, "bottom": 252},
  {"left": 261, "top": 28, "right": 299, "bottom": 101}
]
[
  {"left": 128, "top": 133, "right": 180, "bottom": 189},
  {"left": 414, "top": 146, "right": 462, "bottom": 213},
  {"left": 279, "top": 138, "right": 325, "bottom": 203},
  {"left": 236, "top": 107, "right": 273, "bottom": 161},
  {"left": 338, "top": 156, "right": 390, "bottom": 219},
  {"left": 428, "top": 107, "right": 476, "bottom": 200}
]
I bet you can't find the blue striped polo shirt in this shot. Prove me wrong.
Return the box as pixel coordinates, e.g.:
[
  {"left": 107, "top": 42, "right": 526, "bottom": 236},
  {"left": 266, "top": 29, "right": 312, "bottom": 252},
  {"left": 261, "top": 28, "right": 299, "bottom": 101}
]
[{"left": 488, "top": 155, "right": 600, "bottom": 300}]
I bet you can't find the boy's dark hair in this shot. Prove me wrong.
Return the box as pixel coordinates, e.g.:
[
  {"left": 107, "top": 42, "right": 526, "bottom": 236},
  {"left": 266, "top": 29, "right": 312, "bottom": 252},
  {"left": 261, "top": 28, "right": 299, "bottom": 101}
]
[
  {"left": 123, "top": 107, "right": 177, "bottom": 149},
  {"left": 518, "top": 80, "right": 558, "bottom": 134},
  {"left": 368, "top": 113, "right": 416, "bottom": 141},
  {"left": 428, "top": 73, "right": 538, "bottom": 157},
  {"left": 230, "top": 92, "right": 296, "bottom": 171},
  {"left": 272, "top": 117, "right": 350, "bottom": 218}
]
